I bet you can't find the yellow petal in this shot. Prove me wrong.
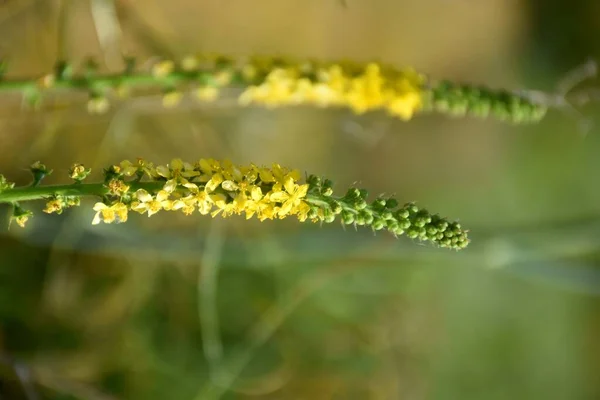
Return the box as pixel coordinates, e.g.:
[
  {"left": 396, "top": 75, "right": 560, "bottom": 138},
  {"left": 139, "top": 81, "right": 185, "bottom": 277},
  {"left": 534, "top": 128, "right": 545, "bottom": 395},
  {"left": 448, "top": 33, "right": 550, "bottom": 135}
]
[
  {"left": 93, "top": 202, "right": 108, "bottom": 212},
  {"left": 135, "top": 189, "right": 153, "bottom": 203},
  {"left": 221, "top": 180, "right": 239, "bottom": 191},
  {"left": 269, "top": 191, "right": 290, "bottom": 203}
]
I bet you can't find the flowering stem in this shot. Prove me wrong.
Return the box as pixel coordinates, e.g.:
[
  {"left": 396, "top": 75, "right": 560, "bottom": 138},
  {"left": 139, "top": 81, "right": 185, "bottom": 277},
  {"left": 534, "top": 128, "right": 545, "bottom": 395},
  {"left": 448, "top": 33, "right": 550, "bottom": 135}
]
[
  {"left": 0, "top": 54, "right": 548, "bottom": 123},
  {"left": 0, "top": 158, "right": 470, "bottom": 250}
]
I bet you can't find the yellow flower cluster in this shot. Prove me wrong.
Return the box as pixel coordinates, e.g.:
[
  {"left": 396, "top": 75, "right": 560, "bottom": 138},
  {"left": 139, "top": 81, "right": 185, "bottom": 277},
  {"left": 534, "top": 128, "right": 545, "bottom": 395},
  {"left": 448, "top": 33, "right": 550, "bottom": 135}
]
[
  {"left": 92, "top": 159, "right": 312, "bottom": 225},
  {"left": 238, "top": 61, "right": 425, "bottom": 120}
]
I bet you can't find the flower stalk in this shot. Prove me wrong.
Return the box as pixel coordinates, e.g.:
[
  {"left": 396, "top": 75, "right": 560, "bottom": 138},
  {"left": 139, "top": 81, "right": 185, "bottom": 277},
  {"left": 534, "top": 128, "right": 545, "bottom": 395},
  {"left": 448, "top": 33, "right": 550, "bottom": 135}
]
[
  {"left": 0, "top": 54, "right": 546, "bottom": 123},
  {"left": 0, "top": 159, "right": 469, "bottom": 250}
]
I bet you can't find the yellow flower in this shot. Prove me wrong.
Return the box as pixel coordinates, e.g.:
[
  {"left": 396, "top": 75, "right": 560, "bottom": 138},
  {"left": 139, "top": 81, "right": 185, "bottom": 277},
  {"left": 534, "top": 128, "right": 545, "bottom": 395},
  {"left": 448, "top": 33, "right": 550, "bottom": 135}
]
[
  {"left": 196, "top": 86, "right": 218, "bottom": 102},
  {"left": 131, "top": 189, "right": 173, "bottom": 216},
  {"left": 152, "top": 60, "right": 175, "bottom": 78},
  {"left": 182, "top": 185, "right": 215, "bottom": 215},
  {"left": 162, "top": 91, "right": 183, "bottom": 108},
  {"left": 209, "top": 193, "right": 232, "bottom": 217},
  {"left": 119, "top": 158, "right": 157, "bottom": 179},
  {"left": 38, "top": 74, "right": 55, "bottom": 89},
  {"left": 181, "top": 55, "right": 199, "bottom": 71},
  {"left": 295, "top": 201, "right": 312, "bottom": 222},
  {"left": 87, "top": 96, "right": 110, "bottom": 114},
  {"left": 117, "top": 160, "right": 139, "bottom": 177},
  {"left": 44, "top": 199, "right": 63, "bottom": 214},
  {"left": 205, "top": 173, "right": 224, "bottom": 193},
  {"left": 106, "top": 178, "right": 130, "bottom": 196},
  {"left": 11, "top": 206, "right": 33, "bottom": 228},
  {"left": 239, "top": 186, "right": 268, "bottom": 220},
  {"left": 269, "top": 176, "right": 309, "bottom": 217},
  {"left": 259, "top": 163, "right": 301, "bottom": 185},
  {"left": 156, "top": 158, "right": 199, "bottom": 189},
  {"left": 68, "top": 163, "right": 91, "bottom": 181},
  {"left": 92, "top": 202, "right": 128, "bottom": 224}
]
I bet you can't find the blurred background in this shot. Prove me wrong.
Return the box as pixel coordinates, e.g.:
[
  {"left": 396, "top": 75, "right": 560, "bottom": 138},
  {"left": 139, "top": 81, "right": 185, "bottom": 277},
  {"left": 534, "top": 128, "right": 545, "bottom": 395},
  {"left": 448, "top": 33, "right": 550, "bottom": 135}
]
[{"left": 1, "top": 0, "right": 600, "bottom": 398}]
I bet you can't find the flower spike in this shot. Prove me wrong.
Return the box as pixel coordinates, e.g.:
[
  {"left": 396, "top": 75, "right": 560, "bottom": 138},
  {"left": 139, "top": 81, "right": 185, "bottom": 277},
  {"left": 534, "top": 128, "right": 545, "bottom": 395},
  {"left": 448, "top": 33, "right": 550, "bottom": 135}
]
[
  {"left": 0, "top": 159, "right": 469, "bottom": 250},
  {"left": 0, "top": 54, "right": 549, "bottom": 124}
]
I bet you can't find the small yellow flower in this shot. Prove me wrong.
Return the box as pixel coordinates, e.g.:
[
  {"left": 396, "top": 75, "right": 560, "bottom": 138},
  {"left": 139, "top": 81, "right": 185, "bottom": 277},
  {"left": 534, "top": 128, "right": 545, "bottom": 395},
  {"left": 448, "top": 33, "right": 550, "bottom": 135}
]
[
  {"left": 44, "top": 199, "right": 63, "bottom": 214},
  {"left": 119, "top": 159, "right": 157, "bottom": 179},
  {"left": 87, "top": 96, "right": 110, "bottom": 114},
  {"left": 13, "top": 214, "right": 30, "bottom": 228},
  {"left": 152, "top": 60, "right": 175, "bottom": 78},
  {"left": 131, "top": 189, "right": 173, "bottom": 216},
  {"left": 11, "top": 205, "right": 33, "bottom": 228},
  {"left": 156, "top": 158, "right": 200, "bottom": 189},
  {"left": 205, "top": 173, "right": 224, "bottom": 193},
  {"left": 196, "top": 86, "right": 218, "bottom": 102},
  {"left": 162, "top": 91, "right": 183, "bottom": 108},
  {"left": 69, "top": 163, "right": 91, "bottom": 181},
  {"left": 259, "top": 163, "right": 300, "bottom": 185},
  {"left": 214, "top": 70, "right": 233, "bottom": 86},
  {"left": 241, "top": 64, "right": 258, "bottom": 81},
  {"left": 269, "top": 176, "right": 309, "bottom": 217},
  {"left": 37, "top": 74, "right": 55, "bottom": 89},
  {"left": 106, "top": 178, "right": 130, "bottom": 196},
  {"left": 181, "top": 55, "right": 199, "bottom": 71},
  {"left": 115, "top": 83, "right": 130, "bottom": 98},
  {"left": 92, "top": 202, "right": 128, "bottom": 224}
]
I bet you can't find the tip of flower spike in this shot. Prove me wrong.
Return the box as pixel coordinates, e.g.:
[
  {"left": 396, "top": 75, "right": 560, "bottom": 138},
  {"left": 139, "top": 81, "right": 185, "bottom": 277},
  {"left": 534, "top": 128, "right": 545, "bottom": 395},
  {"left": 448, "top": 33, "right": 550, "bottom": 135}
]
[
  {"left": 304, "top": 177, "right": 469, "bottom": 250},
  {"left": 424, "top": 81, "right": 548, "bottom": 124}
]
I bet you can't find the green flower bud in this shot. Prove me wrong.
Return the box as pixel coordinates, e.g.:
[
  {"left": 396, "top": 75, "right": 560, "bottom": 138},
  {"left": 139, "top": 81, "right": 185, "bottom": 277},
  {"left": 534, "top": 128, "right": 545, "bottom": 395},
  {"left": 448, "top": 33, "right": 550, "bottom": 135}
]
[
  {"left": 30, "top": 161, "right": 53, "bottom": 186},
  {"left": 372, "top": 218, "right": 386, "bottom": 231},
  {"left": 323, "top": 209, "right": 336, "bottom": 223},
  {"left": 11, "top": 203, "right": 33, "bottom": 228},
  {"left": 396, "top": 209, "right": 409, "bottom": 219},
  {"left": 354, "top": 199, "right": 368, "bottom": 210},
  {"left": 306, "top": 174, "right": 321, "bottom": 187},
  {"left": 380, "top": 210, "right": 393, "bottom": 220},
  {"left": 358, "top": 210, "right": 374, "bottom": 225},
  {"left": 344, "top": 188, "right": 361, "bottom": 201},
  {"left": 355, "top": 213, "right": 366, "bottom": 226},
  {"left": 384, "top": 198, "right": 398, "bottom": 209},
  {"left": 54, "top": 60, "right": 73, "bottom": 80},
  {"left": 372, "top": 197, "right": 387, "bottom": 209},
  {"left": 398, "top": 219, "right": 411, "bottom": 230},
  {"left": 307, "top": 207, "right": 320, "bottom": 219},
  {"left": 0, "top": 175, "right": 14, "bottom": 193},
  {"left": 341, "top": 210, "right": 355, "bottom": 225},
  {"left": 426, "top": 226, "right": 438, "bottom": 236},
  {"left": 330, "top": 200, "right": 343, "bottom": 215},
  {"left": 406, "top": 228, "right": 419, "bottom": 239}
]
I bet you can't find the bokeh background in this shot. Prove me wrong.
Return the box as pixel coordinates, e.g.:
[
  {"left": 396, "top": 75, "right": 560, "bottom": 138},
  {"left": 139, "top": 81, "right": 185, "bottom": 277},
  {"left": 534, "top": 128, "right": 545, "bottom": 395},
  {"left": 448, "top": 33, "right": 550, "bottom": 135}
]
[{"left": 1, "top": 0, "right": 600, "bottom": 399}]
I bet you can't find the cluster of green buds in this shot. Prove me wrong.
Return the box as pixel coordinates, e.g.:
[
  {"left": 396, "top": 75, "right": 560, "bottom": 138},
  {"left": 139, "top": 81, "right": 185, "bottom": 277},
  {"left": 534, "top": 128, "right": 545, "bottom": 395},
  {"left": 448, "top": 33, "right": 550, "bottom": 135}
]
[
  {"left": 422, "top": 80, "right": 548, "bottom": 123},
  {"left": 0, "top": 53, "right": 548, "bottom": 124},
  {"left": 304, "top": 176, "right": 469, "bottom": 249},
  {"left": 0, "top": 159, "right": 469, "bottom": 250}
]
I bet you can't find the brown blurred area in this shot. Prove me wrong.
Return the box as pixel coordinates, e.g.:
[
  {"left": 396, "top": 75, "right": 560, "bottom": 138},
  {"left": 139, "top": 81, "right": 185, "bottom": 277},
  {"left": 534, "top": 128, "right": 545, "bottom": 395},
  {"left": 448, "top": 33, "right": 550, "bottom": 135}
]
[{"left": 1, "top": 0, "right": 600, "bottom": 399}]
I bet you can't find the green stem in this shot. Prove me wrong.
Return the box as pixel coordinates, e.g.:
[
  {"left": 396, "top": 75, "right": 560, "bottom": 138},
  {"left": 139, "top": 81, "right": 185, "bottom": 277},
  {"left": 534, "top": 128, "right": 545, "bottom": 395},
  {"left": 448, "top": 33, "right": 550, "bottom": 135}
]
[
  {"left": 0, "top": 181, "right": 165, "bottom": 203},
  {"left": 0, "top": 70, "right": 249, "bottom": 94}
]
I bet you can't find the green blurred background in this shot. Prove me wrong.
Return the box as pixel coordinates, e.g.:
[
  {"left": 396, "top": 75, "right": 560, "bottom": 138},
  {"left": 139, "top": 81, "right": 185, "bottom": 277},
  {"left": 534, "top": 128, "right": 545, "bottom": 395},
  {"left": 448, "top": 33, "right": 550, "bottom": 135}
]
[{"left": 1, "top": 0, "right": 600, "bottom": 399}]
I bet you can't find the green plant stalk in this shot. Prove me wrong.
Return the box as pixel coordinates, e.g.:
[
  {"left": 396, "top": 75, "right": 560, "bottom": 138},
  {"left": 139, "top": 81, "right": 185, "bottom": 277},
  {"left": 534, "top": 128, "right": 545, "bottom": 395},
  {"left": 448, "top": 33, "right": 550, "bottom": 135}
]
[
  {"left": 0, "top": 71, "right": 247, "bottom": 93},
  {"left": 0, "top": 181, "right": 163, "bottom": 203}
]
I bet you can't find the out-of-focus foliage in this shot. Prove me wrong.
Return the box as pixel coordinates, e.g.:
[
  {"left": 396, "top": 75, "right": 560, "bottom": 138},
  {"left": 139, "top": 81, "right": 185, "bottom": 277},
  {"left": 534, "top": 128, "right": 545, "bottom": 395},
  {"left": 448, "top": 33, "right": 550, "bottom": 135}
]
[{"left": 0, "top": 0, "right": 599, "bottom": 399}]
